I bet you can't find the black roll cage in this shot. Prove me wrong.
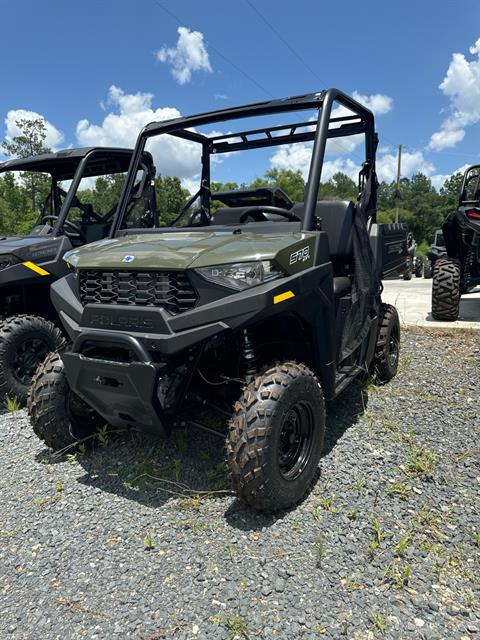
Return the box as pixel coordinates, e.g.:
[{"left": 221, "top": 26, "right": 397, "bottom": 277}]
[
  {"left": 110, "top": 88, "right": 378, "bottom": 236},
  {"left": 459, "top": 164, "right": 480, "bottom": 206},
  {"left": 0, "top": 147, "right": 154, "bottom": 236}
]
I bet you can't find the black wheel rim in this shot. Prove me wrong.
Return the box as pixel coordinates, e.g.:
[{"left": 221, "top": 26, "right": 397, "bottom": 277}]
[
  {"left": 278, "top": 402, "right": 314, "bottom": 481},
  {"left": 387, "top": 327, "right": 400, "bottom": 368},
  {"left": 12, "top": 338, "right": 50, "bottom": 385}
]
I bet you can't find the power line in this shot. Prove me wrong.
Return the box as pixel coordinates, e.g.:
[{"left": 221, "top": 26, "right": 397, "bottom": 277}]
[
  {"left": 151, "top": 0, "right": 275, "bottom": 98},
  {"left": 244, "top": 0, "right": 327, "bottom": 86}
]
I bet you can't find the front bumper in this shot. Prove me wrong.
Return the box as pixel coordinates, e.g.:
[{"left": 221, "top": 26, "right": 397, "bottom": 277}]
[{"left": 52, "top": 265, "right": 333, "bottom": 432}]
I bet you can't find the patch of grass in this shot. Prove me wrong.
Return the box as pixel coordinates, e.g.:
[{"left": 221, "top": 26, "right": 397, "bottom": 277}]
[
  {"left": 96, "top": 425, "right": 110, "bottom": 447},
  {"left": 386, "top": 480, "right": 411, "bottom": 500},
  {"left": 35, "top": 493, "right": 62, "bottom": 510},
  {"left": 318, "top": 495, "right": 336, "bottom": 512},
  {"left": 312, "top": 507, "right": 322, "bottom": 522},
  {"left": 383, "top": 558, "right": 411, "bottom": 589},
  {"left": 314, "top": 534, "right": 327, "bottom": 568},
  {"left": 143, "top": 532, "right": 154, "bottom": 551},
  {"left": 173, "top": 458, "right": 182, "bottom": 483},
  {"left": 206, "top": 461, "right": 229, "bottom": 490},
  {"left": 54, "top": 480, "right": 64, "bottom": 493},
  {"left": 341, "top": 575, "right": 361, "bottom": 591},
  {"left": 176, "top": 495, "right": 203, "bottom": 511},
  {"left": 225, "top": 613, "right": 248, "bottom": 639},
  {"left": 346, "top": 508, "right": 357, "bottom": 520},
  {"left": 171, "top": 430, "right": 187, "bottom": 454},
  {"left": 4, "top": 395, "right": 20, "bottom": 413},
  {"left": 369, "top": 517, "right": 383, "bottom": 555},
  {"left": 351, "top": 474, "right": 367, "bottom": 490},
  {"left": 315, "top": 623, "right": 327, "bottom": 635},
  {"left": 471, "top": 530, "right": 480, "bottom": 548},
  {"left": 394, "top": 533, "right": 410, "bottom": 557},
  {"left": 404, "top": 447, "right": 436, "bottom": 478},
  {"left": 123, "top": 460, "right": 160, "bottom": 491},
  {"left": 369, "top": 610, "right": 387, "bottom": 633},
  {"left": 412, "top": 507, "right": 445, "bottom": 542}
]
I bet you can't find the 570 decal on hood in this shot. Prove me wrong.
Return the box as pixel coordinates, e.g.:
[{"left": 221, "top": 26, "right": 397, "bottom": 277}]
[{"left": 289, "top": 246, "right": 311, "bottom": 265}]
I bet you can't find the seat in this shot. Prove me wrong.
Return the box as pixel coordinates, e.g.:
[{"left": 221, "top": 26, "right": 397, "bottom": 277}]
[
  {"left": 213, "top": 207, "right": 252, "bottom": 225},
  {"left": 290, "top": 200, "right": 355, "bottom": 259}
]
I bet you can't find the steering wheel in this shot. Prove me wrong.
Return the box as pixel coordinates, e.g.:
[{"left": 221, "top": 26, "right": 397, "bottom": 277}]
[
  {"left": 41, "top": 215, "right": 86, "bottom": 242},
  {"left": 239, "top": 206, "right": 301, "bottom": 224}
]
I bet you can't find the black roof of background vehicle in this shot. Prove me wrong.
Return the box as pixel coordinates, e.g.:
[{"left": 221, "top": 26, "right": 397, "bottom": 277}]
[{"left": 0, "top": 147, "right": 136, "bottom": 181}]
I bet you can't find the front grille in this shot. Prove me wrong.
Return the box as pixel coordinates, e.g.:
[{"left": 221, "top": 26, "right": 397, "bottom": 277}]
[{"left": 79, "top": 270, "right": 198, "bottom": 314}]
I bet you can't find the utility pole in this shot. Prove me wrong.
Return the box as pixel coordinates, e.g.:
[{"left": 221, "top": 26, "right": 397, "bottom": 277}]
[{"left": 395, "top": 144, "right": 402, "bottom": 223}]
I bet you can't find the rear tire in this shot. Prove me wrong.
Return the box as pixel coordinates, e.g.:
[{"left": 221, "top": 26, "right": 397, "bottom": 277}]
[
  {"left": 226, "top": 362, "right": 325, "bottom": 512},
  {"left": 424, "top": 262, "right": 432, "bottom": 279},
  {"left": 431, "top": 258, "right": 460, "bottom": 321},
  {"left": 0, "top": 315, "right": 66, "bottom": 405},
  {"left": 28, "top": 352, "right": 105, "bottom": 451},
  {"left": 372, "top": 303, "right": 400, "bottom": 382}
]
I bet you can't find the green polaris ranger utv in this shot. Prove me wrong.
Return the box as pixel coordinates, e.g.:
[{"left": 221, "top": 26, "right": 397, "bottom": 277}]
[
  {"left": 29, "top": 89, "right": 403, "bottom": 511},
  {"left": 0, "top": 147, "right": 154, "bottom": 403}
]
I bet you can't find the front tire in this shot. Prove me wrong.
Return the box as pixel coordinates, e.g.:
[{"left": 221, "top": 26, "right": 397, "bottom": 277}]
[
  {"left": 28, "top": 352, "right": 105, "bottom": 451},
  {"left": 372, "top": 303, "right": 400, "bottom": 382},
  {"left": 226, "top": 362, "right": 325, "bottom": 512},
  {"left": 0, "top": 315, "right": 66, "bottom": 405},
  {"left": 432, "top": 258, "right": 461, "bottom": 321}
]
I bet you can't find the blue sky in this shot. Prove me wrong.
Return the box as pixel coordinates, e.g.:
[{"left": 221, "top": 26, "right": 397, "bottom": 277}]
[{"left": 1, "top": 0, "right": 480, "bottom": 189}]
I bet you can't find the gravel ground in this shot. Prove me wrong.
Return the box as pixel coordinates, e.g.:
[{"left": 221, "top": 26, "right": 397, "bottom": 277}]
[{"left": 0, "top": 327, "right": 479, "bottom": 640}]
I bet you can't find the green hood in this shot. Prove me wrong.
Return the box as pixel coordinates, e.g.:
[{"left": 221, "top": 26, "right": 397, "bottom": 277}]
[{"left": 65, "top": 230, "right": 315, "bottom": 270}]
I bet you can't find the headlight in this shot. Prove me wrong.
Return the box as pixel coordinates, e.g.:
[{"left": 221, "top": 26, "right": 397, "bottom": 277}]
[
  {"left": 63, "top": 249, "right": 80, "bottom": 268},
  {"left": 196, "top": 261, "right": 283, "bottom": 290},
  {"left": 0, "top": 254, "right": 20, "bottom": 271}
]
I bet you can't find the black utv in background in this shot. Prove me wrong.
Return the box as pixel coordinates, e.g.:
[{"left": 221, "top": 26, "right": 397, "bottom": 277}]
[
  {"left": 0, "top": 147, "right": 154, "bottom": 403},
  {"left": 30, "top": 89, "right": 403, "bottom": 512},
  {"left": 432, "top": 165, "right": 480, "bottom": 320},
  {"left": 424, "top": 229, "right": 446, "bottom": 279}
]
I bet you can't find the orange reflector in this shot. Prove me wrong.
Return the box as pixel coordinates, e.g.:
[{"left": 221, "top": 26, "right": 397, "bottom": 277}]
[
  {"left": 22, "top": 261, "right": 50, "bottom": 276},
  {"left": 274, "top": 290, "right": 295, "bottom": 304}
]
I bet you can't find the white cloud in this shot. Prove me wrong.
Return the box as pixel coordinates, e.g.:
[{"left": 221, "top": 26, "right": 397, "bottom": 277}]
[
  {"left": 428, "top": 38, "right": 480, "bottom": 151},
  {"left": 376, "top": 150, "right": 435, "bottom": 183},
  {"left": 325, "top": 91, "right": 393, "bottom": 156},
  {"left": 3, "top": 108, "right": 64, "bottom": 154},
  {"left": 76, "top": 85, "right": 202, "bottom": 180},
  {"left": 351, "top": 91, "right": 393, "bottom": 115},
  {"left": 271, "top": 142, "right": 439, "bottom": 187},
  {"left": 155, "top": 26, "right": 212, "bottom": 85}
]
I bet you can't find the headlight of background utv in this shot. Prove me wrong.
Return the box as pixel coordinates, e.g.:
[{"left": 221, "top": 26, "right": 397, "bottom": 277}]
[
  {"left": 196, "top": 261, "right": 283, "bottom": 290},
  {"left": 63, "top": 250, "right": 80, "bottom": 270},
  {"left": 0, "top": 254, "right": 20, "bottom": 271}
]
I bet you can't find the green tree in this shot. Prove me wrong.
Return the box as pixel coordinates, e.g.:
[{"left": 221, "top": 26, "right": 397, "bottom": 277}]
[
  {"left": 440, "top": 171, "right": 464, "bottom": 209},
  {"left": 155, "top": 175, "right": 190, "bottom": 225},
  {"left": 2, "top": 118, "right": 52, "bottom": 212},
  {"left": 321, "top": 172, "right": 357, "bottom": 201}
]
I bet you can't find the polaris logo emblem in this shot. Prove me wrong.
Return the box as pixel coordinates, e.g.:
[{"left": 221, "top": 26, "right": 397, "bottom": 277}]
[
  {"left": 289, "top": 246, "right": 311, "bottom": 265},
  {"left": 122, "top": 255, "right": 135, "bottom": 263},
  {"left": 89, "top": 313, "right": 154, "bottom": 330}
]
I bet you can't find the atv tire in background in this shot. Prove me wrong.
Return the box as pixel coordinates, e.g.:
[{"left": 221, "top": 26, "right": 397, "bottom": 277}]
[
  {"left": 423, "top": 261, "right": 432, "bottom": 279},
  {"left": 0, "top": 315, "right": 66, "bottom": 404},
  {"left": 431, "top": 258, "right": 461, "bottom": 321},
  {"left": 28, "top": 352, "right": 105, "bottom": 451},
  {"left": 226, "top": 362, "right": 325, "bottom": 511},
  {"left": 372, "top": 303, "right": 400, "bottom": 382}
]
